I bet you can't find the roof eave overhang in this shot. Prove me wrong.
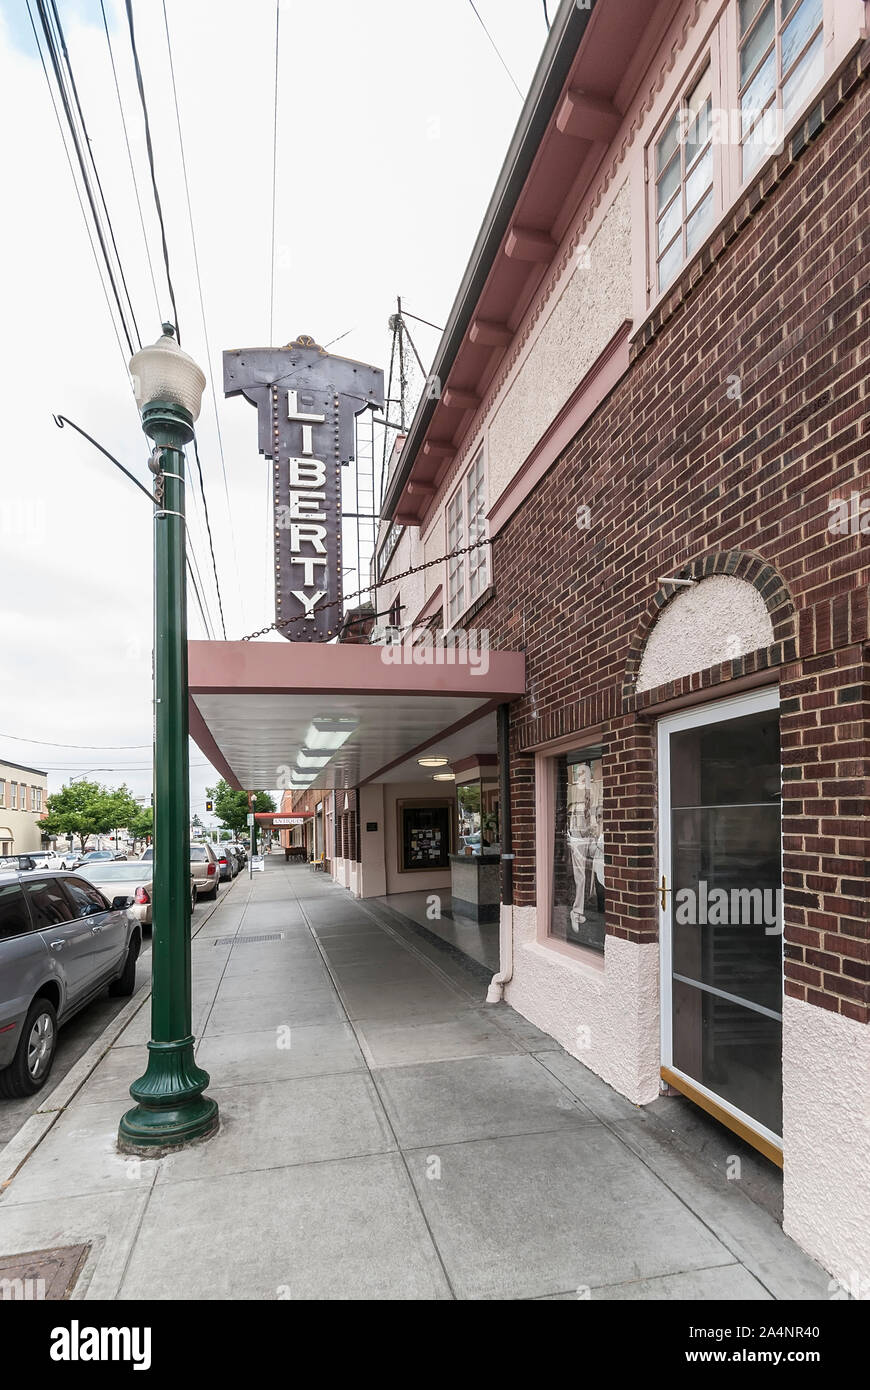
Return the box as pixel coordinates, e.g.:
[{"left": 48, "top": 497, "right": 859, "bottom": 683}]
[{"left": 380, "top": 0, "right": 598, "bottom": 523}]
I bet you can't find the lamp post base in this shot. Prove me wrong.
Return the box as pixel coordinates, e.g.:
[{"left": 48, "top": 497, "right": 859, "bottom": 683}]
[{"left": 117, "top": 1037, "right": 219, "bottom": 1155}]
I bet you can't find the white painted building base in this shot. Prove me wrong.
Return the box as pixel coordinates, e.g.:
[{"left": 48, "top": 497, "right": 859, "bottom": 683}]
[
  {"left": 504, "top": 905, "right": 660, "bottom": 1106},
  {"left": 782, "top": 995, "right": 870, "bottom": 1294}
]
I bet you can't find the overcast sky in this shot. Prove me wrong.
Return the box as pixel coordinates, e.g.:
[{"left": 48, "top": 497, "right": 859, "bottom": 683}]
[{"left": 0, "top": 0, "right": 547, "bottom": 819}]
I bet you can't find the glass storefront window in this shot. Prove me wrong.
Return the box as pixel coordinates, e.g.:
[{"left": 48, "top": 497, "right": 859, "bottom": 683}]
[
  {"left": 551, "top": 747, "right": 605, "bottom": 951},
  {"left": 456, "top": 777, "right": 500, "bottom": 855}
]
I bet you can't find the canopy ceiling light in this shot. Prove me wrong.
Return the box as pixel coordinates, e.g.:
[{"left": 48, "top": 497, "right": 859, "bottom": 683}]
[
  {"left": 432, "top": 772, "right": 455, "bottom": 781},
  {"left": 417, "top": 755, "right": 449, "bottom": 768},
  {"left": 296, "top": 749, "right": 332, "bottom": 769},
  {"left": 304, "top": 717, "right": 359, "bottom": 751}
]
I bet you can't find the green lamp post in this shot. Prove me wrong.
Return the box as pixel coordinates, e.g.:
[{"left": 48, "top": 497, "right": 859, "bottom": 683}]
[{"left": 118, "top": 324, "right": 219, "bottom": 1155}]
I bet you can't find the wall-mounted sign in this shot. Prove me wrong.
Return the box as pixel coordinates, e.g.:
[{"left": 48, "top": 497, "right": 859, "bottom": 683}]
[
  {"left": 272, "top": 817, "right": 304, "bottom": 826},
  {"left": 224, "top": 336, "right": 384, "bottom": 642}
]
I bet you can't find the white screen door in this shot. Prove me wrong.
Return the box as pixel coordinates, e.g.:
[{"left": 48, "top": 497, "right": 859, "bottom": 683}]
[{"left": 658, "top": 687, "right": 783, "bottom": 1156}]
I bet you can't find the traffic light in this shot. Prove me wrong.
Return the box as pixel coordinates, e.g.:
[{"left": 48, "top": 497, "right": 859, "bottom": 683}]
[{"left": 205, "top": 799, "right": 214, "bottom": 812}]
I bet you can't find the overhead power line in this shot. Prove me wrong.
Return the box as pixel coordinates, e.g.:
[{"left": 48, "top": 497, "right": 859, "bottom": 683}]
[
  {"left": 269, "top": 0, "right": 280, "bottom": 345},
  {"left": 25, "top": 0, "right": 132, "bottom": 382},
  {"left": 162, "top": 0, "right": 241, "bottom": 633},
  {"left": 124, "top": 0, "right": 181, "bottom": 338},
  {"left": 0, "top": 732, "right": 152, "bottom": 750},
  {"left": 31, "top": 0, "right": 140, "bottom": 358},
  {"left": 466, "top": 1, "right": 523, "bottom": 99},
  {"left": 99, "top": 0, "right": 162, "bottom": 320}
]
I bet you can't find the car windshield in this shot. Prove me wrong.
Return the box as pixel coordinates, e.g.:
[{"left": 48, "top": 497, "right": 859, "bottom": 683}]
[
  {"left": 82, "top": 851, "right": 112, "bottom": 861},
  {"left": 79, "top": 863, "right": 144, "bottom": 881},
  {"left": 140, "top": 849, "right": 153, "bottom": 861}
]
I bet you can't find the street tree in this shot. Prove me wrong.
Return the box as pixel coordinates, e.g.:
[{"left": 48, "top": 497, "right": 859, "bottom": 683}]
[
  {"left": 39, "top": 781, "right": 140, "bottom": 851},
  {"left": 127, "top": 807, "right": 154, "bottom": 854},
  {"left": 206, "top": 780, "right": 276, "bottom": 836}
]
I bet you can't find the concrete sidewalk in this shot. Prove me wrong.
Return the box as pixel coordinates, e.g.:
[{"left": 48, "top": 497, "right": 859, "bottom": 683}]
[{"left": 0, "top": 860, "right": 831, "bottom": 1300}]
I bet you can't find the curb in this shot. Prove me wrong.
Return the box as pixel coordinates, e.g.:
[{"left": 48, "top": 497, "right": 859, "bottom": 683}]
[{"left": 0, "top": 878, "right": 236, "bottom": 1192}]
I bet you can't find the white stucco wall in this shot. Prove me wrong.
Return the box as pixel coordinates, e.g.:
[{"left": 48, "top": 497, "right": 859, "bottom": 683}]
[
  {"left": 636, "top": 576, "right": 774, "bottom": 692},
  {"left": 487, "top": 179, "right": 632, "bottom": 507},
  {"left": 782, "top": 996, "right": 870, "bottom": 1291},
  {"left": 375, "top": 525, "right": 425, "bottom": 633},
  {"left": 505, "top": 905, "right": 660, "bottom": 1105},
  {"left": 423, "top": 524, "right": 444, "bottom": 604}
]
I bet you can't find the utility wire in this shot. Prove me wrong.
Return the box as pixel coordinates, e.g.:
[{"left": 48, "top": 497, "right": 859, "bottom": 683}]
[
  {"left": 47, "top": 0, "right": 142, "bottom": 349},
  {"left": 51, "top": 414, "right": 216, "bottom": 641},
  {"left": 0, "top": 733, "right": 152, "bottom": 750},
  {"left": 124, "top": 0, "right": 181, "bottom": 339},
  {"left": 25, "top": 1, "right": 132, "bottom": 382},
  {"left": 99, "top": 0, "right": 162, "bottom": 321},
  {"left": 191, "top": 439, "right": 228, "bottom": 638},
  {"left": 32, "top": 0, "right": 137, "bottom": 357},
  {"left": 161, "top": 0, "right": 240, "bottom": 634},
  {"left": 466, "top": 0, "right": 523, "bottom": 99},
  {"left": 269, "top": 0, "right": 280, "bottom": 345}
]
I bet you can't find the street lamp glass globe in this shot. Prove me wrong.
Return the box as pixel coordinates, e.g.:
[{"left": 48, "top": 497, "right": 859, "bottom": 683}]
[{"left": 129, "top": 323, "right": 206, "bottom": 420}]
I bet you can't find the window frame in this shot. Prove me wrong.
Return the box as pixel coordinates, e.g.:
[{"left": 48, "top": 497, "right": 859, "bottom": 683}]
[
  {"left": 651, "top": 54, "right": 718, "bottom": 297},
  {"left": 0, "top": 882, "right": 36, "bottom": 941},
  {"left": 535, "top": 730, "right": 609, "bottom": 970},
  {"left": 445, "top": 447, "right": 488, "bottom": 626},
  {"left": 646, "top": 0, "right": 835, "bottom": 312},
  {"left": 9, "top": 782, "right": 17, "bottom": 811}
]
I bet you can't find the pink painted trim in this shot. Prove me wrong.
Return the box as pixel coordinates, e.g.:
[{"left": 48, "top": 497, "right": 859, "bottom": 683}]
[
  {"left": 487, "top": 320, "right": 632, "bottom": 536},
  {"left": 358, "top": 700, "right": 504, "bottom": 787},
  {"left": 412, "top": 584, "right": 444, "bottom": 626},
  {"left": 189, "top": 700, "right": 243, "bottom": 790},
  {"left": 524, "top": 725, "right": 605, "bottom": 755},
  {"left": 188, "top": 640, "right": 525, "bottom": 700},
  {"left": 452, "top": 753, "right": 498, "bottom": 774}
]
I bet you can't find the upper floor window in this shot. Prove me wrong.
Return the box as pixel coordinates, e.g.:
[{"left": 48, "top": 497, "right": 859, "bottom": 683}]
[
  {"left": 739, "top": 0, "right": 823, "bottom": 179},
  {"left": 10, "top": 783, "right": 17, "bottom": 810},
  {"left": 0, "top": 780, "right": 5, "bottom": 808},
  {"left": 20, "top": 786, "right": 28, "bottom": 812},
  {"left": 447, "top": 450, "right": 488, "bottom": 625},
  {"left": 32, "top": 787, "right": 42, "bottom": 814},
  {"left": 655, "top": 62, "right": 714, "bottom": 293}
]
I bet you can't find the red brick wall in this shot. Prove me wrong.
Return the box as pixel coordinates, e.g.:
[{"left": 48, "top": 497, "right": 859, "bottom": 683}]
[{"left": 478, "top": 58, "right": 870, "bottom": 1019}]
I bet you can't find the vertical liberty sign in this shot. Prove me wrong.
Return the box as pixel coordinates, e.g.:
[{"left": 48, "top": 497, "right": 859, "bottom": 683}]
[{"left": 224, "top": 335, "right": 384, "bottom": 641}]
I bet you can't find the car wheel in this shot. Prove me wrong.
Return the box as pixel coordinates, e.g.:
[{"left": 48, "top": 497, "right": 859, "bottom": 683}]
[
  {"left": 190, "top": 883, "right": 197, "bottom": 915},
  {"left": 109, "top": 933, "right": 140, "bottom": 998},
  {"left": 205, "top": 881, "right": 219, "bottom": 900},
  {"left": 0, "top": 997, "right": 58, "bottom": 1099}
]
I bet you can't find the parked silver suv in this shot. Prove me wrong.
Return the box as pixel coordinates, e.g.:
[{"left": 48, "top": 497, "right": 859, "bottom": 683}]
[{"left": 0, "top": 871, "right": 142, "bottom": 1098}]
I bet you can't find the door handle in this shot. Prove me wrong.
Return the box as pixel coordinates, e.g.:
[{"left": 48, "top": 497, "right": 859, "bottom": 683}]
[
  {"left": 91, "top": 924, "right": 102, "bottom": 934},
  {"left": 660, "top": 875, "right": 670, "bottom": 911},
  {"left": 50, "top": 940, "right": 64, "bottom": 950}
]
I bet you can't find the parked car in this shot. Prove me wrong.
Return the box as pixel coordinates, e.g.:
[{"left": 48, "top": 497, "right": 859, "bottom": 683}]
[
  {"left": 0, "top": 870, "right": 142, "bottom": 1098},
  {"left": 189, "top": 843, "right": 220, "bottom": 899},
  {"left": 0, "top": 854, "right": 41, "bottom": 873},
  {"left": 49, "top": 849, "right": 79, "bottom": 870},
  {"left": 227, "top": 842, "right": 246, "bottom": 867},
  {"left": 140, "top": 844, "right": 220, "bottom": 901},
  {"left": 75, "top": 860, "right": 195, "bottom": 927},
  {"left": 216, "top": 847, "right": 235, "bottom": 881},
  {"left": 76, "top": 850, "right": 115, "bottom": 867}
]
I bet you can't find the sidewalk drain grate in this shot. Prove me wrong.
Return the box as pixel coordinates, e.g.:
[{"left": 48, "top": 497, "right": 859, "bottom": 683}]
[
  {"left": 213, "top": 933, "right": 285, "bottom": 946},
  {"left": 0, "top": 1244, "right": 90, "bottom": 1300}
]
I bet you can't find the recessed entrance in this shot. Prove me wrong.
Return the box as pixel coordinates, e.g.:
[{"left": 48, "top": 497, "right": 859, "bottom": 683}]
[{"left": 657, "top": 688, "right": 783, "bottom": 1163}]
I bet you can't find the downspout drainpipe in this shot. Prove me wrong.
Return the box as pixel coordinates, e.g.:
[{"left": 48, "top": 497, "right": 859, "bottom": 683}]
[{"left": 487, "top": 702, "right": 514, "bottom": 1003}]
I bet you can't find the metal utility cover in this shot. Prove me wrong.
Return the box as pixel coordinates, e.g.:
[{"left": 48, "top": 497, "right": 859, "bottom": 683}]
[{"left": 0, "top": 1243, "right": 89, "bottom": 1300}]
